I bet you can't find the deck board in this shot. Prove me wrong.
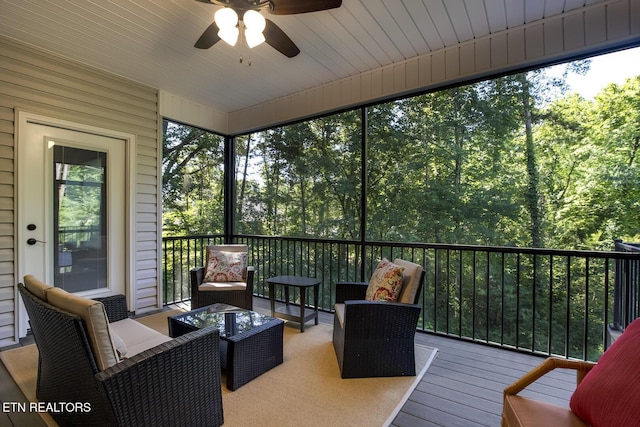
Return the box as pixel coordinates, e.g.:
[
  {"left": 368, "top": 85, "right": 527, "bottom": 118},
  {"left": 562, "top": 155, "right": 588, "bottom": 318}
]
[
  {"left": 394, "top": 330, "right": 576, "bottom": 426},
  {"left": 1, "top": 297, "right": 578, "bottom": 427}
]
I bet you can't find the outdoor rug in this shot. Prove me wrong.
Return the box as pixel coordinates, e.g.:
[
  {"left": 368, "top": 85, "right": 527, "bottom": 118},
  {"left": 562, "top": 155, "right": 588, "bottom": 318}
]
[{"left": 1, "top": 309, "right": 437, "bottom": 426}]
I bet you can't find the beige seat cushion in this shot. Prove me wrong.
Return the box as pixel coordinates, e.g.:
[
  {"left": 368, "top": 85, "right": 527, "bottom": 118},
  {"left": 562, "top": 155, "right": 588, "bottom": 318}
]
[
  {"left": 110, "top": 329, "right": 128, "bottom": 358},
  {"left": 108, "top": 318, "right": 171, "bottom": 357},
  {"left": 24, "top": 274, "right": 52, "bottom": 301},
  {"left": 199, "top": 281, "right": 248, "bottom": 291},
  {"left": 334, "top": 303, "right": 345, "bottom": 327},
  {"left": 394, "top": 258, "right": 423, "bottom": 304},
  {"left": 46, "top": 287, "right": 118, "bottom": 371}
]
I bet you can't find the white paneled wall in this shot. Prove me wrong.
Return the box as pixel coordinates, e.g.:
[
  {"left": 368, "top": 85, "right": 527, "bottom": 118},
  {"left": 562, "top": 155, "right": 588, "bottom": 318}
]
[{"left": 0, "top": 38, "right": 160, "bottom": 345}]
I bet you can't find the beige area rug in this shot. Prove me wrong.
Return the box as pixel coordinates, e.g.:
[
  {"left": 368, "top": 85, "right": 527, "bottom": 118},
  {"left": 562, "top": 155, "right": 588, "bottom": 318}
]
[
  {"left": 1, "top": 310, "right": 437, "bottom": 427},
  {"left": 0, "top": 344, "right": 57, "bottom": 426}
]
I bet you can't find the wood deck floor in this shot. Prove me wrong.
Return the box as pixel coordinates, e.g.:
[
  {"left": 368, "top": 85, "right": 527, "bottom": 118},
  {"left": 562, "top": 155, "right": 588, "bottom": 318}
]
[
  {"left": 255, "top": 297, "right": 577, "bottom": 427},
  {"left": 0, "top": 297, "right": 577, "bottom": 426},
  {"left": 393, "top": 332, "right": 575, "bottom": 426}
]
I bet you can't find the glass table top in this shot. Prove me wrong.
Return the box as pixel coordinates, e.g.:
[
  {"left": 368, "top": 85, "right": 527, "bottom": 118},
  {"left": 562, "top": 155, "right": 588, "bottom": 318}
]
[{"left": 172, "top": 303, "right": 278, "bottom": 338}]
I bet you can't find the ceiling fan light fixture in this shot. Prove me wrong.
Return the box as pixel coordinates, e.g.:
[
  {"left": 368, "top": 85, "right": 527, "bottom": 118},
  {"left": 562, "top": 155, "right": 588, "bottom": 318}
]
[
  {"left": 195, "top": 0, "right": 340, "bottom": 58},
  {"left": 245, "top": 29, "right": 266, "bottom": 48},
  {"left": 243, "top": 10, "right": 266, "bottom": 32},
  {"left": 243, "top": 10, "right": 266, "bottom": 48},
  {"left": 218, "top": 26, "right": 239, "bottom": 46},
  {"left": 214, "top": 7, "right": 238, "bottom": 29}
]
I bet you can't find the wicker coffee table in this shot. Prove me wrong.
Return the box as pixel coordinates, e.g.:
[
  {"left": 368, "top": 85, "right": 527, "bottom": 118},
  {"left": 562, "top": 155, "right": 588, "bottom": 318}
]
[{"left": 168, "top": 303, "right": 284, "bottom": 390}]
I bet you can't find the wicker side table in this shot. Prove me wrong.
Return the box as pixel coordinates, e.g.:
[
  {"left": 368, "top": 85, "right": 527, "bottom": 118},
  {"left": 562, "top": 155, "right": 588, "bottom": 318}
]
[{"left": 267, "top": 275, "right": 320, "bottom": 332}]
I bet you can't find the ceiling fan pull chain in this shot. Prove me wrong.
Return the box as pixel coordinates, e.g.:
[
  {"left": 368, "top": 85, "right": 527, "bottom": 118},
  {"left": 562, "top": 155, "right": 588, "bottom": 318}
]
[
  {"left": 238, "top": 25, "right": 252, "bottom": 66},
  {"left": 240, "top": 22, "right": 246, "bottom": 64},
  {"left": 239, "top": 23, "right": 244, "bottom": 63}
]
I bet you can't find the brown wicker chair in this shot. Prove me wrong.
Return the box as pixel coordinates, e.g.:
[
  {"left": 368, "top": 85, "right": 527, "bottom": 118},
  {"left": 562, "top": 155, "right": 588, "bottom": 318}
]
[
  {"left": 332, "top": 258, "right": 425, "bottom": 378},
  {"left": 18, "top": 282, "right": 224, "bottom": 427},
  {"left": 191, "top": 244, "right": 254, "bottom": 310}
]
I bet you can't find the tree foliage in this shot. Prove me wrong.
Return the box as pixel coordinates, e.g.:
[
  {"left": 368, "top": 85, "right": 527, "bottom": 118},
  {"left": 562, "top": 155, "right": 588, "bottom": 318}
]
[
  {"left": 162, "top": 122, "right": 225, "bottom": 236},
  {"left": 163, "top": 63, "right": 640, "bottom": 251},
  {"left": 162, "top": 57, "right": 640, "bottom": 360}
]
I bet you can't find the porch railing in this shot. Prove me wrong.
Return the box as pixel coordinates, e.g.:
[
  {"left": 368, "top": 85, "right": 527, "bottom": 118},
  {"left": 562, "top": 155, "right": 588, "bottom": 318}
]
[
  {"left": 162, "top": 234, "right": 640, "bottom": 361},
  {"left": 613, "top": 239, "right": 640, "bottom": 331}
]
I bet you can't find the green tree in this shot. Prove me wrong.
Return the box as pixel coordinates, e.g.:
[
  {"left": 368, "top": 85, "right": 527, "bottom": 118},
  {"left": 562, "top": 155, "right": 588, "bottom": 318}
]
[{"left": 162, "top": 121, "right": 225, "bottom": 236}]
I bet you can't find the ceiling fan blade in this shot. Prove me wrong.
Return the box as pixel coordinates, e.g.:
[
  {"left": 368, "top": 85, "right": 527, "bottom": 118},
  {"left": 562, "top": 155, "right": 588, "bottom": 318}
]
[
  {"left": 194, "top": 22, "right": 221, "bottom": 49},
  {"left": 264, "top": 19, "right": 300, "bottom": 58},
  {"left": 269, "top": 0, "right": 342, "bottom": 15}
]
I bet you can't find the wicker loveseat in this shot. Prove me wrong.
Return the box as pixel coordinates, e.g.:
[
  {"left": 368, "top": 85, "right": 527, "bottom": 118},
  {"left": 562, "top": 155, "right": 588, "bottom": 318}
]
[{"left": 18, "top": 275, "right": 224, "bottom": 427}]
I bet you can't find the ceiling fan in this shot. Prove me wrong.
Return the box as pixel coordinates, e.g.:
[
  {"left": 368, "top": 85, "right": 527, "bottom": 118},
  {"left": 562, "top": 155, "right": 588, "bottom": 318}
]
[{"left": 194, "top": 0, "right": 342, "bottom": 58}]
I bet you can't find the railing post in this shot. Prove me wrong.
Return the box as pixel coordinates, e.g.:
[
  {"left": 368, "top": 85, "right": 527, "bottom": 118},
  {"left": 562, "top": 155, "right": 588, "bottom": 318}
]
[
  {"left": 224, "top": 135, "right": 236, "bottom": 244},
  {"left": 613, "top": 238, "right": 624, "bottom": 331},
  {"left": 359, "top": 106, "right": 367, "bottom": 282},
  {"left": 610, "top": 239, "right": 640, "bottom": 347}
]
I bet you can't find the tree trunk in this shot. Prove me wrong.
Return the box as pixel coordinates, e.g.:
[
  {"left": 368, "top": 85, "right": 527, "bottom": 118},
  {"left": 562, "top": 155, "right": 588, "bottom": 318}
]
[
  {"left": 238, "top": 135, "right": 251, "bottom": 216},
  {"left": 520, "top": 76, "right": 543, "bottom": 248}
]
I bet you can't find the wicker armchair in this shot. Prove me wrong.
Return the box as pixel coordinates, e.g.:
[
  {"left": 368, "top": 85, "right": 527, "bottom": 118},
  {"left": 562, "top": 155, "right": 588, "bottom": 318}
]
[
  {"left": 332, "top": 258, "right": 425, "bottom": 378},
  {"left": 191, "top": 244, "right": 254, "bottom": 310},
  {"left": 18, "top": 283, "right": 224, "bottom": 427}
]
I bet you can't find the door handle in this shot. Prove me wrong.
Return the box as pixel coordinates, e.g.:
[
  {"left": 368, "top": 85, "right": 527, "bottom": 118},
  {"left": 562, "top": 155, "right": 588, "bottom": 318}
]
[{"left": 27, "top": 238, "right": 46, "bottom": 245}]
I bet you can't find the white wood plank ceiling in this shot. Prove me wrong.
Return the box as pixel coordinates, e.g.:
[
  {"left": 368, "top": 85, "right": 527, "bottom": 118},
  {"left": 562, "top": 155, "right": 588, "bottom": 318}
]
[{"left": 0, "top": 0, "right": 608, "bottom": 113}]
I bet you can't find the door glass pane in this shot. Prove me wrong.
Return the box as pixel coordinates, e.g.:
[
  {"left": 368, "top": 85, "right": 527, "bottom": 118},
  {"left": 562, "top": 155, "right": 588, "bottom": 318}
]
[{"left": 53, "top": 146, "right": 107, "bottom": 292}]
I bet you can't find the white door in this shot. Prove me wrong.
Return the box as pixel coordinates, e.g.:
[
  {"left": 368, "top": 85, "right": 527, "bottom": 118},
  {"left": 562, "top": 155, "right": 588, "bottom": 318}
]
[{"left": 17, "top": 113, "right": 129, "bottom": 335}]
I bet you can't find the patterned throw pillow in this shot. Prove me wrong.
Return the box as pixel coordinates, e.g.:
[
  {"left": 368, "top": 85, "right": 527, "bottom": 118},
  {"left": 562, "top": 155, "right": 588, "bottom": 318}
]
[
  {"left": 365, "top": 258, "right": 405, "bottom": 302},
  {"left": 203, "top": 250, "right": 247, "bottom": 282}
]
